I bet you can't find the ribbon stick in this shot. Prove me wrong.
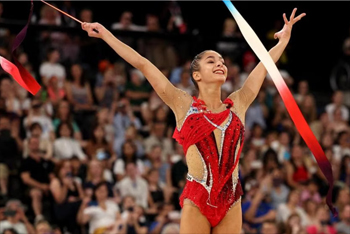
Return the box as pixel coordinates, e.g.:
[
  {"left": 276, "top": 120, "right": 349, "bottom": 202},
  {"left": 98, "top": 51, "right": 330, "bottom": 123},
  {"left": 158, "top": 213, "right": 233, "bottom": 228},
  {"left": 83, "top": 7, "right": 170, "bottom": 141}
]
[
  {"left": 222, "top": 0, "right": 337, "bottom": 216},
  {"left": 0, "top": 0, "right": 40, "bottom": 95}
]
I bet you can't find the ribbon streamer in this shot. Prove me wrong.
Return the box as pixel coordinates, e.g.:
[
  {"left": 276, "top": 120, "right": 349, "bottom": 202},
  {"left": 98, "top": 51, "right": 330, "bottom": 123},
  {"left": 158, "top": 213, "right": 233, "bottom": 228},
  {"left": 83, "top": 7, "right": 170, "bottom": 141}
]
[
  {"left": 0, "top": 0, "right": 40, "bottom": 95},
  {"left": 222, "top": 0, "right": 337, "bottom": 216}
]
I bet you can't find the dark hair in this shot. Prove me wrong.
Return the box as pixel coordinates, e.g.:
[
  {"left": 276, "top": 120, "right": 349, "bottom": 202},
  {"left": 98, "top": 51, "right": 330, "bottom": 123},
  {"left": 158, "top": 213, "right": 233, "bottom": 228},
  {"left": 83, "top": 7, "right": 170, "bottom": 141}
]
[
  {"left": 3, "top": 228, "right": 19, "bottom": 234},
  {"left": 56, "top": 121, "right": 74, "bottom": 138},
  {"left": 29, "top": 122, "right": 42, "bottom": 132},
  {"left": 92, "top": 181, "right": 109, "bottom": 201},
  {"left": 91, "top": 124, "right": 108, "bottom": 145},
  {"left": 70, "top": 63, "right": 87, "bottom": 87},
  {"left": 339, "top": 155, "right": 350, "bottom": 180},
  {"left": 190, "top": 50, "right": 210, "bottom": 90},
  {"left": 121, "top": 140, "right": 137, "bottom": 163}
]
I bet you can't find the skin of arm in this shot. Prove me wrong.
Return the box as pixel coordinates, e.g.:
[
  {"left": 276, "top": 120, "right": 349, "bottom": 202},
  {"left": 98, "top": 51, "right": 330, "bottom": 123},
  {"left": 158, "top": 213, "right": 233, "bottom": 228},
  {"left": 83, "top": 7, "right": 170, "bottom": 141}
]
[
  {"left": 81, "top": 23, "right": 191, "bottom": 119},
  {"left": 229, "top": 9, "right": 305, "bottom": 111}
]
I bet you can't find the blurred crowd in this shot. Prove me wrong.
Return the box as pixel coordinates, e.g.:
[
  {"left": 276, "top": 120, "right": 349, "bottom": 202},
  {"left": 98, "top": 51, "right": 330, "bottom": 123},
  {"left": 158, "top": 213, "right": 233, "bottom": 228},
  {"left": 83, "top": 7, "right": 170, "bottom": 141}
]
[{"left": 0, "top": 1, "right": 350, "bottom": 234}]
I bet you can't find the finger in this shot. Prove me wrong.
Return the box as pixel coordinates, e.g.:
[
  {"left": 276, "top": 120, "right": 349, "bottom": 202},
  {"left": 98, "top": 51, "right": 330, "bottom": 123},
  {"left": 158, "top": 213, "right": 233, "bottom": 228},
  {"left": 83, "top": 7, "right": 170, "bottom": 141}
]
[
  {"left": 293, "top": 13, "right": 306, "bottom": 23},
  {"left": 290, "top": 8, "right": 297, "bottom": 21},
  {"left": 283, "top": 13, "right": 289, "bottom": 25}
]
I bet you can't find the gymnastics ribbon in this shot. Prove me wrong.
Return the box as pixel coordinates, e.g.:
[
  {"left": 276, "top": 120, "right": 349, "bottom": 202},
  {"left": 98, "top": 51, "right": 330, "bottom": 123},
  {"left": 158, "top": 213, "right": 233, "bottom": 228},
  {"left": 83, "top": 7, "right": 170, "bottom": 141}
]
[
  {"left": 222, "top": 0, "right": 337, "bottom": 216},
  {"left": 0, "top": 0, "right": 40, "bottom": 95}
]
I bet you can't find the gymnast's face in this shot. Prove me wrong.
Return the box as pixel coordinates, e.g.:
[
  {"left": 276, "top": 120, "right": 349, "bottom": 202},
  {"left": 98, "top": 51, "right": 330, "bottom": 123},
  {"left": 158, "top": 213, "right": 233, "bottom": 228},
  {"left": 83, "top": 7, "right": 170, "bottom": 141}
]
[{"left": 193, "top": 51, "right": 227, "bottom": 87}]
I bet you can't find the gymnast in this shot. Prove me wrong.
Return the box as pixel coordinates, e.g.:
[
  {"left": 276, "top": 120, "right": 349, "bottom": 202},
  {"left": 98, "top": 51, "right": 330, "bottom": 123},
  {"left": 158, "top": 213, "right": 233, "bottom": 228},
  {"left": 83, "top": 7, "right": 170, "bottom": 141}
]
[{"left": 82, "top": 8, "right": 305, "bottom": 234}]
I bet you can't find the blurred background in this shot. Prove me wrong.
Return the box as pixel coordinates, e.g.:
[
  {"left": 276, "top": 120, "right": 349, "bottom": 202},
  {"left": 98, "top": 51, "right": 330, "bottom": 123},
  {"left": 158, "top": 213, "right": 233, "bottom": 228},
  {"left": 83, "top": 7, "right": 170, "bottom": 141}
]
[{"left": 0, "top": 1, "right": 349, "bottom": 234}]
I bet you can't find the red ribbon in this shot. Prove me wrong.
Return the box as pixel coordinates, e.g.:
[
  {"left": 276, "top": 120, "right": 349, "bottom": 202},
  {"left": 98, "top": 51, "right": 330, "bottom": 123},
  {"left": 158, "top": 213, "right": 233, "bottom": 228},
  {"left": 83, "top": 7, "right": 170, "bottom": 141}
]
[{"left": 0, "top": 0, "right": 40, "bottom": 95}]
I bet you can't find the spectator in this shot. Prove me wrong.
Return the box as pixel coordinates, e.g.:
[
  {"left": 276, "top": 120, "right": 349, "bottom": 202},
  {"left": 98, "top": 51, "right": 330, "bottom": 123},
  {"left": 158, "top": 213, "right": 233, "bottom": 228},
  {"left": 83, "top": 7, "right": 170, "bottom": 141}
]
[
  {"left": 39, "top": 47, "right": 66, "bottom": 88},
  {"left": 333, "top": 131, "right": 350, "bottom": 163},
  {"left": 50, "top": 160, "right": 84, "bottom": 234},
  {"left": 300, "top": 94, "right": 318, "bottom": 124},
  {"left": 285, "top": 213, "right": 303, "bottom": 234},
  {"left": 0, "top": 76, "right": 22, "bottom": 116},
  {"left": 286, "top": 145, "right": 311, "bottom": 189},
  {"left": 144, "top": 121, "right": 174, "bottom": 163},
  {"left": 0, "top": 199, "right": 35, "bottom": 234},
  {"left": 0, "top": 115, "right": 20, "bottom": 199},
  {"left": 118, "top": 205, "right": 148, "bottom": 234},
  {"left": 38, "top": 5, "right": 61, "bottom": 25},
  {"left": 22, "top": 123, "right": 53, "bottom": 160},
  {"left": 111, "top": 11, "right": 146, "bottom": 31},
  {"left": 94, "top": 66, "right": 120, "bottom": 108},
  {"left": 269, "top": 167, "right": 290, "bottom": 209},
  {"left": 65, "top": 63, "right": 95, "bottom": 112},
  {"left": 146, "top": 169, "right": 166, "bottom": 212},
  {"left": 336, "top": 203, "right": 350, "bottom": 234},
  {"left": 338, "top": 155, "right": 350, "bottom": 186},
  {"left": 174, "top": 69, "right": 195, "bottom": 96},
  {"left": 144, "top": 145, "right": 171, "bottom": 186},
  {"left": 115, "top": 162, "right": 149, "bottom": 209},
  {"left": 306, "top": 205, "right": 337, "bottom": 234},
  {"left": 113, "top": 98, "right": 142, "bottom": 141},
  {"left": 84, "top": 159, "right": 114, "bottom": 199},
  {"left": 23, "top": 99, "right": 55, "bottom": 141},
  {"left": 34, "top": 220, "right": 52, "bottom": 234},
  {"left": 294, "top": 80, "right": 310, "bottom": 105},
  {"left": 46, "top": 76, "right": 66, "bottom": 107},
  {"left": 325, "top": 90, "right": 349, "bottom": 122},
  {"left": 327, "top": 108, "right": 350, "bottom": 138},
  {"left": 52, "top": 100, "right": 82, "bottom": 141},
  {"left": 300, "top": 179, "right": 322, "bottom": 205},
  {"left": 53, "top": 122, "right": 87, "bottom": 162},
  {"left": 125, "top": 69, "right": 152, "bottom": 112},
  {"left": 86, "top": 126, "right": 116, "bottom": 173},
  {"left": 242, "top": 176, "right": 276, "bottom": 231},
  {"left": 303, "top": 199, "right": 318, "bottom": 226},
  {"left": 113, "top": 140, "right": 145, "bottom": 181},
  {"left": 216, "top": 18, "right": 244, "bottom": 61},
  {"left": 20, "top": 136, "right": 55, "bottom": 222},
  {"left": 79, "top": 8, "right": 93, "bottom": 23},
  {"left": 276, "top": 189, "right": 310, "bottom": 227},
  {"left": 260, "top": 220, "right": 279, "bottom": 234},
  {"left": 77, "top": 181, "right": 120, "bottom": 234},
  {"left": 113, "top": 125, "right": 145, "bottom": 159},
  {"left": 95, "top": 107, "right": 115, "bottom": 144}
]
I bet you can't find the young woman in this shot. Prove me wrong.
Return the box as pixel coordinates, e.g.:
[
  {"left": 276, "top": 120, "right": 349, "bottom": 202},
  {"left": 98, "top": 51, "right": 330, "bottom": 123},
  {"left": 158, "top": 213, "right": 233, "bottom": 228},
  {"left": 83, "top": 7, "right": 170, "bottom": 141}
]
[{"left": 82, "top": 8, "right": 305, "bottom": 233}]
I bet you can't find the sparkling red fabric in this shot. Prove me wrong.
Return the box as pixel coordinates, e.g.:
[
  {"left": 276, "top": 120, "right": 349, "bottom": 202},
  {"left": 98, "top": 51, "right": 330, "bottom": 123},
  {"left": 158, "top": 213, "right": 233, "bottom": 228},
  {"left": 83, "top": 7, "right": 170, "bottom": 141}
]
[{"left": 173, "top": 97, "right": 244, "bottom": 227}]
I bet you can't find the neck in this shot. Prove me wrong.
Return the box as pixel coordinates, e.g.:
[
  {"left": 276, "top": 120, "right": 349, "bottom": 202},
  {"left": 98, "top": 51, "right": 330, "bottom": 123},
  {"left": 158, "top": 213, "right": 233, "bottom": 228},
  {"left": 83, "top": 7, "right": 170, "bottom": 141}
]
[
  {"left": 8, "top": 217, "right": 17, "bottom": 224},
  {"left": 198, "top": 86, "right": 222, "bottom": 110}
]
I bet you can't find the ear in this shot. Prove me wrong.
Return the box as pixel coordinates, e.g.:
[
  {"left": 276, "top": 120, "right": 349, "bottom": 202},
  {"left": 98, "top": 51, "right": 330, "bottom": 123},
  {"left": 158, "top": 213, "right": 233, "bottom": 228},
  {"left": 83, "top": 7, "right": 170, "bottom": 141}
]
[{"left": 193, "top": 71, "right": 201, "bottom": 82}]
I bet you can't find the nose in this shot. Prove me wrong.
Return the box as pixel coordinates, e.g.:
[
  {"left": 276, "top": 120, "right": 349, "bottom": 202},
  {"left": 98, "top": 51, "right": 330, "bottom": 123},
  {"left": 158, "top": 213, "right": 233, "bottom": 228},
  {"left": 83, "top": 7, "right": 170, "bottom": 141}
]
[{"left": 216, "top": 61, "right": 224, "bottom": 67}]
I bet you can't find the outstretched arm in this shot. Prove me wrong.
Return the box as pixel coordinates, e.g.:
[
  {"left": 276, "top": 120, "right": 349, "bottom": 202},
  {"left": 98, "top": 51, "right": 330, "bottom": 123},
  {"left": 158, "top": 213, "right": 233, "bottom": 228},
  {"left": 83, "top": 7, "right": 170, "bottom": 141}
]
[
  {"left": 229, "top": 8, "right": 306, "bottom": 111},
  {"left": 81, "top": 23, "right": 192, "bottom": 117}
]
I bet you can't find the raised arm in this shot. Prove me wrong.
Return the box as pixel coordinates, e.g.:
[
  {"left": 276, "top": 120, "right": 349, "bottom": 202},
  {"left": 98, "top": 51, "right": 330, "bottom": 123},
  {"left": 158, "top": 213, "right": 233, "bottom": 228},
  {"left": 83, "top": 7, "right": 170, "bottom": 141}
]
[
  {"left": 81, "top": 23, "right": 192, "bottom": 116},
  {"left": 229, "top": 8, "right": 306, "bottom": 111}
]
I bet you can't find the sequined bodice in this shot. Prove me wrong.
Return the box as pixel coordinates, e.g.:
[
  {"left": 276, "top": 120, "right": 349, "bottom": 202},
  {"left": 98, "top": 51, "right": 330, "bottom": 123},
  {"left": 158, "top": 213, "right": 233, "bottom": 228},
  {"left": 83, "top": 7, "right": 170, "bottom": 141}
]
[{"left": 173, "top": 97, "right": 245, "bottom": 208}]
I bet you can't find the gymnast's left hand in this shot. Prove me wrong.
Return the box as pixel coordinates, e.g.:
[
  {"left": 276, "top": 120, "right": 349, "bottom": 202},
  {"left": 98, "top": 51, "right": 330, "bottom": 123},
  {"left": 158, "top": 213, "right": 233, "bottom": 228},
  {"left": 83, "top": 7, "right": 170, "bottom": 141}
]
[{"left": 274, "top": 8, "right": 306, "bottom": 43}]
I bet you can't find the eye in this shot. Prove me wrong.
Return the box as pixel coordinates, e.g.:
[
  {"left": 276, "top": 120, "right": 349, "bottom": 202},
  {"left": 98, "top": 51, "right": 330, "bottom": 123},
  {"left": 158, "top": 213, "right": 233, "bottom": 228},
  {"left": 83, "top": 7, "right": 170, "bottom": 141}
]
[{"left": 208, "top": 60, "right": 214, "bottom": 63}]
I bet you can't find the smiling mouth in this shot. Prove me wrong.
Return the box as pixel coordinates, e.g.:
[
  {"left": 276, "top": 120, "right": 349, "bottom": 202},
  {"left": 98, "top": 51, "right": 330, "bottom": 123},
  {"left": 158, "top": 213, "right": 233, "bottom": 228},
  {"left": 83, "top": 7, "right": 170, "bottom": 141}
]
[{"left": 214, "top": 71, "right": 224, "bottom": 75}]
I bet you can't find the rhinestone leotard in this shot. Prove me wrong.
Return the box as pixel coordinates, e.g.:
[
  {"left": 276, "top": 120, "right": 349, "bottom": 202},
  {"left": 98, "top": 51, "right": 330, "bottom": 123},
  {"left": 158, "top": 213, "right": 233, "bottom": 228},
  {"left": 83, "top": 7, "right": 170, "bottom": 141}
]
[{"left": 173, "top": 96, "right": 244, "bottom": 227}]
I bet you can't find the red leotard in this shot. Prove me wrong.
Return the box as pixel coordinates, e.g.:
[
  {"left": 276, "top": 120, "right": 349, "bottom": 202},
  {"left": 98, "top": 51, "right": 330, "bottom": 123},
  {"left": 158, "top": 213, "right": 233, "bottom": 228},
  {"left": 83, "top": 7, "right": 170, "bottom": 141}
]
[{"left": 173, "top": 96, "right": 244, "bottom": 227}]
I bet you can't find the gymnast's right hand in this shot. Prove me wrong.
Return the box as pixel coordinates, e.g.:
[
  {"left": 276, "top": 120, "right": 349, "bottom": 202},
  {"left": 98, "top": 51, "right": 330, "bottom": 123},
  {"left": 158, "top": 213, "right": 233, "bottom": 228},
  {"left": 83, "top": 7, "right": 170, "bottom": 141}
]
[{"left": 81, "top": 22, "right": 107, "bottom": 39}]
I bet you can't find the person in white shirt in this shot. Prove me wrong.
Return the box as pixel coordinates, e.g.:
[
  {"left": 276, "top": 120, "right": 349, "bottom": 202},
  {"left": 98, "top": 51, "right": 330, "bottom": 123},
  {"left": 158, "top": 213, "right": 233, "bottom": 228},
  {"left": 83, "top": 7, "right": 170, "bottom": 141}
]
[
  {"left": 276, "top": 189, "right": 309, "bottom": 227},
  {"left": 39, "top": 47, "right": 66, "bottom": 88},
  {"left": 0, "top": 199, "right": 35, "bottom": 234},
  {"left": 23, "top": 100, "right": 55, "bottom": 141},
  {"left": 115, "top": 162, "right": 149, "bottom": 209},
  {"left": 77, "top": 181, "right": 120, "bottom": 234},
  {"left": 53, "top": 122, "right": 86, "bottom": 162},
  {"left": 325, "top": 90, "right": 349, "bottom": 122}
]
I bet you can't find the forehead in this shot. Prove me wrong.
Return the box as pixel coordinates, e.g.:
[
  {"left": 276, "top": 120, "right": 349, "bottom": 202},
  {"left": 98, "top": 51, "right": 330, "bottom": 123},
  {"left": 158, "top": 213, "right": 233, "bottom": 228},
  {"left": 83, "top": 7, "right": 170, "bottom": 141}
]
[{"left": 202, "top": 51, "right": 223, "bottom": 60}]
